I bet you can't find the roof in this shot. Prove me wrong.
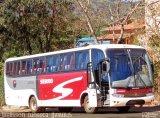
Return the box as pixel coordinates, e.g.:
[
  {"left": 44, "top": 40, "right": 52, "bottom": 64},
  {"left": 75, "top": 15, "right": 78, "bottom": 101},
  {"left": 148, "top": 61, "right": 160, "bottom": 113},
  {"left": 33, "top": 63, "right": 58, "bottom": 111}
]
[
  {"left": 102, "top": 19, "right": 145, "bottom": 34},
  {"left": 98, "top": 33, "right": 134, "bottom": 40}
]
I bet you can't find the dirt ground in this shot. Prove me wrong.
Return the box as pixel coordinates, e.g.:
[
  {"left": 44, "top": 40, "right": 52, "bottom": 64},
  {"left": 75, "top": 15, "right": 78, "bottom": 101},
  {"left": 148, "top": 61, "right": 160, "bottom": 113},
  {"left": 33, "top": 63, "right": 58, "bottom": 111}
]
[
  {"left": 0, "top": 100, "right": 159, "bottom": 113},
  {"left": 0, "top": 105, "right": 160, "bottom": 113},
  {"left": 0, "top": 106, "right": 31, "bottom": 113}
]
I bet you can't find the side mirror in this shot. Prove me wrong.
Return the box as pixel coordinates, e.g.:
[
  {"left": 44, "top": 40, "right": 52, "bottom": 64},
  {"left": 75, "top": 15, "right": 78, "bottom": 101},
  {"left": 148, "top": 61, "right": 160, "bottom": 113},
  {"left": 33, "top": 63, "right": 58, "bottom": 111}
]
[
  {"left": 100, "top": 59, "right": 110, "bottom": 73},
  {"left": 102, "top": 62, "right": 107, "bottom": 71}
]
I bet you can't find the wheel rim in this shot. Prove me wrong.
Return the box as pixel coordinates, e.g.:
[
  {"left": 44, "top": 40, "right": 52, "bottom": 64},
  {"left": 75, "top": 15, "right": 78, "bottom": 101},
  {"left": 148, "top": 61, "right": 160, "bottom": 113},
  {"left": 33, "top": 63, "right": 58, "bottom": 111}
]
[
  {"left": 86, "top": 98, "right": 92, "bottom": 110},
  {"left": 31, "top": 98, "right": 37, "bottom": 111}
]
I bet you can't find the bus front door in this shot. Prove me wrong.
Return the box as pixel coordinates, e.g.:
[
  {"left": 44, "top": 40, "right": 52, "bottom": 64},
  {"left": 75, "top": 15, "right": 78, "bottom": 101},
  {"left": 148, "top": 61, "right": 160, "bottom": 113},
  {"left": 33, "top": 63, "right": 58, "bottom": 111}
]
[
  {"left": 87, "top": 62, "right": 97, "bottom": 107},
  {"left": 98, "top": 59, "right": 110, "bottom": 105}
]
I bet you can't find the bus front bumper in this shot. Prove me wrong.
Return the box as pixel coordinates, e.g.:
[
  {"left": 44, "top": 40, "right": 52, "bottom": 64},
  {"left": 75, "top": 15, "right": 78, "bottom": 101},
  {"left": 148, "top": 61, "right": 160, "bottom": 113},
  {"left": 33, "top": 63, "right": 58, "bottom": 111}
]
[{"left": 110, "top": 95, "right": 154, "bottom": 107}]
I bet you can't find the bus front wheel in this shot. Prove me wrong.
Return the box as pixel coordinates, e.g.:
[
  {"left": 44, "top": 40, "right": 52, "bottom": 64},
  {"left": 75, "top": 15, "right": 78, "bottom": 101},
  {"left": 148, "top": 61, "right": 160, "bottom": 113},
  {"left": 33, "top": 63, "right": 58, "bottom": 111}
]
[
  {"left": 29, "top": 96, "right": 45, "bottom": 113},
  {"left": 83, "top": 96, "right": 97, "bottom": 113}
]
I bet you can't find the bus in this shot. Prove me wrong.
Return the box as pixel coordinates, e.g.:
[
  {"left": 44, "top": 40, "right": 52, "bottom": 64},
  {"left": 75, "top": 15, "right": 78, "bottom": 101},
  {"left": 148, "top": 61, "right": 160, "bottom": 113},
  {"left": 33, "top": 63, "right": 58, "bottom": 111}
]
[{"left": 4, "top": 44, "right": 154, "bottom": 113}]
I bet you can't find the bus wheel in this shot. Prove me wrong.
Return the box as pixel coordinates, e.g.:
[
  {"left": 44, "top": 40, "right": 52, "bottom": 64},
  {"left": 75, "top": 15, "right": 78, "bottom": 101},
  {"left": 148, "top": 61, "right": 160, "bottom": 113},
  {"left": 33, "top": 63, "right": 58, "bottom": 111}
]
[
  {"left": 84, "top": 96, "right": 97, "bottom": 113},
  {"left": 58, "top": 107, "right": 73, "bottom": 113},
  {"left": 117, "top": 106, "right": 130, "bottom": 113},
  {"left": 29, "top": 96, "right": 45, "bottom": 113}
]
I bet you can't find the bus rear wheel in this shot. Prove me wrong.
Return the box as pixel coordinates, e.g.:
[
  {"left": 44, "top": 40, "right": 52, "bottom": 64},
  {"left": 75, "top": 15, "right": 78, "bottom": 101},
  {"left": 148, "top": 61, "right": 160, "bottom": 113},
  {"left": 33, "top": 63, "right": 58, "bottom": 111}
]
[
  {"left": 83, "top": 96, "right": 97, "bottom": 113},
  {"left": 29, "top": 96, "right": 45, "bottom": 113}
]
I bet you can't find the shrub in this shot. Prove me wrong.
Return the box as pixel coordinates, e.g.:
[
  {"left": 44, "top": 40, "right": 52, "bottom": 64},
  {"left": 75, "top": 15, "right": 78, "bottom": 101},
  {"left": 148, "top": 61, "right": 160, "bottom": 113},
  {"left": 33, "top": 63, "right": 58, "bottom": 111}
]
[{"left": 0, "top": 75, "right": 4, "bottom": 106}]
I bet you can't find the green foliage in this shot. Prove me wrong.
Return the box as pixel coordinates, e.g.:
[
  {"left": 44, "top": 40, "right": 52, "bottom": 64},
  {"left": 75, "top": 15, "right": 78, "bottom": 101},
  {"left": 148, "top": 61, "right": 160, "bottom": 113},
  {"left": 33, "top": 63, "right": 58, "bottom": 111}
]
[
  {"left": 0, "top": 62, "right": 4, "bottom": 106},
  {"left": 0, "top": 0, "right": 78, "bottom": 106},
  {"left": 0, "top": 76, "right": 4, "bottom": 106},
  {"left": 148, "top": 35, "right": 160, "bottom": 95},
  {"left": 0, "top": 0, "right": 77, "bottom": 59}
]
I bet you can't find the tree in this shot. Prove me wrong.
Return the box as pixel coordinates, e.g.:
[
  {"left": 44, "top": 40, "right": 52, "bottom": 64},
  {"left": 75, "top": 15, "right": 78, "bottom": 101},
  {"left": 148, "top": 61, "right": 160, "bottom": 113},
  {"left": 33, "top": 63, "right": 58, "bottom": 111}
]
[
  {"left": 74, "top": 0, "right": 144, "bottom": 44},
  {"left": 145, "top": 0, "right": 160, "bottom": 60},
  {"left": 0, "top": 0, "right": 77, "bottom": 61},
  {"left": 107, "top": 0, "right": 144, "bottom": 43},
  {"left": 144, "top": 0, "right": 160, "bottom": 99},
  {"left": 76, "top": 0, "right": 98, "bottom": 44}
]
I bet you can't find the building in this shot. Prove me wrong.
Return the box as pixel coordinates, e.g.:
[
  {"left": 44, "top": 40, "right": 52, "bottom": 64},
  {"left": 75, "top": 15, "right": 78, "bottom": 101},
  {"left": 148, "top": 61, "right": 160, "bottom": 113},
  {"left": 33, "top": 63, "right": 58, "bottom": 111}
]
[{"left": 98, "top": 19, "right": 145, "bottom": 44}]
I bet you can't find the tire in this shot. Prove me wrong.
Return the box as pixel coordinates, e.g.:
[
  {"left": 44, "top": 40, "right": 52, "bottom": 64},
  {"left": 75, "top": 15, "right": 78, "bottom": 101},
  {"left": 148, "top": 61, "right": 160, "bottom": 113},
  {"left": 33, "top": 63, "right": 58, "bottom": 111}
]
[
  {"left": 58, "top": 107, "right": 73, "bottom": 113},
  {"left": 83, "top": 96, "right": 97, "bottom": 113},
  {"left": 117, "top": 106, "right": 130, "bottom": 113},
  {"left": 29, "top": 96, "right": 45, "bottom": 113}
]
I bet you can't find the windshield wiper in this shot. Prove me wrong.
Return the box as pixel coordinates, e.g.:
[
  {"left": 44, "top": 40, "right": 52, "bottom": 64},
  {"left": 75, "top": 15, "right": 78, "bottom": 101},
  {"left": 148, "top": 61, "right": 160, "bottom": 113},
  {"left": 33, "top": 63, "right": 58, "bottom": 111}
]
[
  {"left": 126, "top": 49, "right": 136, "bottom": 88},
  {"left": 136, "top": 72, "right": 146, "bottom": 87},
  {"left": 133, "top": 57, "right": 147, "bottom": 87}
]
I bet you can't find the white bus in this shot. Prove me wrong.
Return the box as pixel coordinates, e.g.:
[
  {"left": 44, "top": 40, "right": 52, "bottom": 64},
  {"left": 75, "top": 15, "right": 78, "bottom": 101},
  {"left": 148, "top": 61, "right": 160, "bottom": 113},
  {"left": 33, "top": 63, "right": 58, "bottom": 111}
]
[{"left": 4, "top": 44, "right": 154, "bottom": 113}]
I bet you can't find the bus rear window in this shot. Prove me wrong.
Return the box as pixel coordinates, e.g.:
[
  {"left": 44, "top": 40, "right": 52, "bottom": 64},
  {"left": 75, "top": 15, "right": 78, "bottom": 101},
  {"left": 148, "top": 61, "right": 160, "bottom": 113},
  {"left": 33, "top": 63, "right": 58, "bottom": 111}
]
[{"left": 6, "top": 62, "right": 11, "bottom": 76}]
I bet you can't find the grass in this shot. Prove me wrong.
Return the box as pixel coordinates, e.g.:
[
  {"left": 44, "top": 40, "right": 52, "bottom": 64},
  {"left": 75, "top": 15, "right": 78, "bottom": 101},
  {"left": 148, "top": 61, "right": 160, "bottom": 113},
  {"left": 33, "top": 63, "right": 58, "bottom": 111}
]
[{"left": 0, "top": 75, "right": 5, "bottom": 106}]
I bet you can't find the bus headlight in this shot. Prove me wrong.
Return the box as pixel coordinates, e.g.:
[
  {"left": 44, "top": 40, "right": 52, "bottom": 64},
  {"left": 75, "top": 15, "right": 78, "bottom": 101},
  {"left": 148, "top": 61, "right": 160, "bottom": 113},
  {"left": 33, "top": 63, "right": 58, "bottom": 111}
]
[{"left": 146, "top": 93, "right": 154, "bottom": 96}]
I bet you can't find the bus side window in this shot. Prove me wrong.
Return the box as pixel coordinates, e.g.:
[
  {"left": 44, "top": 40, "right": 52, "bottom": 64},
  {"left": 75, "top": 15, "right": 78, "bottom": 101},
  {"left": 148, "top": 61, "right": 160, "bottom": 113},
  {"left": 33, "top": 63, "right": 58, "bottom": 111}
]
[
  {"left": 91, "top": 49, "right": 105, "bottom": 82},
  {"left": 12, "top": 62, "right": 16, "bottom": 76},
  {"left": 37, "top": 58, "right": 45, "bottom": 74},
  {"left": 6, "top": 62, "right": 13, "bottom": 76},
  {"left": 9, "top": 63, "right": 13, "bottom": 76},
  {"left": 22, "top": 60, "right": 27, "bottom": 75},
  {"left": 33, "top": 59, "right": 39, "bottom": 74},
  {"left": 26, "top": 60, "right": 32, "bottom": 75},
  {"left": 75, "top": 51, "right": 89, "bottom": 70},
  {"left": 46, "top": 56, "right": 53, "bottom": 73},
  {"left": 16, "top": 61, "right": 21, "bottom": 76},
  {"left": 60, "top": 54, "right": 67, "bottom": 71},
  {"left": 6, "top": 62, "right": 10, "bottom": 76},
  {"left": 80, "top": 51, "right": 89, "bottom": 69},
  {"left": 53, "top": 55, "right": 59, "bottom": 72},
  {"left": 69, "top": 54, "right": 75, "bottom": 70},
  {"left": 91, "top": 49, "right": 105, "bottom": 70},
  {"left": 41, "top": 57, "right": 46, "bottom": 74},
  {"left": 75, "top": 52, "right": 82, "bottom": 70},
  {"left": 60, "top": 53, "right": 74, "bottom": 71}
]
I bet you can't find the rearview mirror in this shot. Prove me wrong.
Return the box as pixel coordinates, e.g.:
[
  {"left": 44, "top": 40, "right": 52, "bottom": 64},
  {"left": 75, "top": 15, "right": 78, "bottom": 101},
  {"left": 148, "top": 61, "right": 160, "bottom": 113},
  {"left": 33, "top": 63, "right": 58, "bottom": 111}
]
[
  {"left": 102, "top": 62, "right": 107, "bottom": 71},
  {"left": 100, "top": 58, "right": 110, "bottom": 73}
]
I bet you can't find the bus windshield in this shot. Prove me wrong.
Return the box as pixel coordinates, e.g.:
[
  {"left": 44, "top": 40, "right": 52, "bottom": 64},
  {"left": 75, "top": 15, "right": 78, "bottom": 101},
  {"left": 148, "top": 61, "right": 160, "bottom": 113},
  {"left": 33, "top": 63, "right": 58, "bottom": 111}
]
[{"left": 107, "top": 48, "right": 153, "bottom": 88}]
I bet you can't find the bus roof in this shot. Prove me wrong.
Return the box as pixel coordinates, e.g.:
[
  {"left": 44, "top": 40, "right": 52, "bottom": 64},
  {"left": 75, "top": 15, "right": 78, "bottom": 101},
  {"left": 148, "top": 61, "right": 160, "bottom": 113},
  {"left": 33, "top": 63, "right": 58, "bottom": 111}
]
[{"left": 5, "top": 44, "right": 145, "bottom": 62}]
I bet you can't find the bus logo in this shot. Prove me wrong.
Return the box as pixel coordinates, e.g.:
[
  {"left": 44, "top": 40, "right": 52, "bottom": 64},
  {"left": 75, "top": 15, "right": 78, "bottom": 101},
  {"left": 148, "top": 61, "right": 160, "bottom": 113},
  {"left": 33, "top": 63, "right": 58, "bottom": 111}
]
[
  {"left": 40, "top": 79, "right": 53, "bottom": 84},
  {"left": 52, "top": 77, "right": 83, "bottom": 100}
]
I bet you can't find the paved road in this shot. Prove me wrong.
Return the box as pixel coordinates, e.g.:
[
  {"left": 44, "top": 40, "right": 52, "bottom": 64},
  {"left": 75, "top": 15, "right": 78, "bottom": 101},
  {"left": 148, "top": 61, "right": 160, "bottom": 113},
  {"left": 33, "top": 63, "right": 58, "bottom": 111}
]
[{"left": 0, "top": 106, "right": 160, "bottom": 118}]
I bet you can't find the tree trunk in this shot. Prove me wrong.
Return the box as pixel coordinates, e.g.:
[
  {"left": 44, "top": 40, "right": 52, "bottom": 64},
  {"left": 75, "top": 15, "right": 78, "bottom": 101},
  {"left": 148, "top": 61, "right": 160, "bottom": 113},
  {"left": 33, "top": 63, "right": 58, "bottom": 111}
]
[
  {"left": 84, "top": 12, "right": 98, "bottom": 44},
  {"left": 76, "top": 0, "right": 98, "bottom": 44},
  {"left": 25, "top": 38, "right": 32, "bottom": 54},
  {"left": 45, "top": 32, "right": 51, "bottom": 52},
  {"left": 38, "top": 37, "right": 44, "bottom": 53},
  {"left": 117, "top": 23, "right": 124, "bottom": 44}
]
